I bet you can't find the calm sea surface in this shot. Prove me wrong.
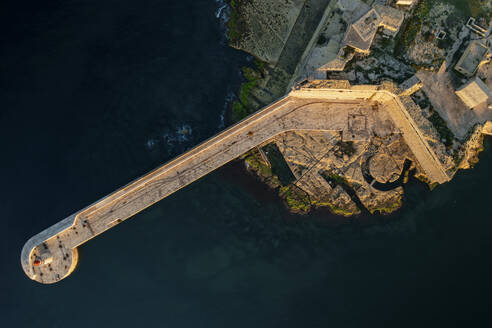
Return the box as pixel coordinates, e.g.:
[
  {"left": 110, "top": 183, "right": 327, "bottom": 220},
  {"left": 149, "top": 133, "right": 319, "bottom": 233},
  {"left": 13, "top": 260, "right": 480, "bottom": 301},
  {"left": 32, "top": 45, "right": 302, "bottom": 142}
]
[{"left": 2, "top": 1, "right": 492, "bottom": 327}]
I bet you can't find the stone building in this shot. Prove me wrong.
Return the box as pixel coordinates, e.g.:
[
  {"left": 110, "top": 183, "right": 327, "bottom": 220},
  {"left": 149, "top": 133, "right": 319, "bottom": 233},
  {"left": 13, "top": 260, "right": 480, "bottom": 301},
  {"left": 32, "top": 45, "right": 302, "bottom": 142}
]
[
  {"left": 455, "top": 78, "right": 491, "bottom": 109},
  {"left": 455, "top": 40, "right": 490, "bottom": 77},
  {"left": 374, "top": 5, "right": 405, "bottom": 37},
  {"left": 344, "top": 9, "right": 382, "bottom": 53},
  {"left": 344, "top": 5, "right": 404, "bottom": 53}
]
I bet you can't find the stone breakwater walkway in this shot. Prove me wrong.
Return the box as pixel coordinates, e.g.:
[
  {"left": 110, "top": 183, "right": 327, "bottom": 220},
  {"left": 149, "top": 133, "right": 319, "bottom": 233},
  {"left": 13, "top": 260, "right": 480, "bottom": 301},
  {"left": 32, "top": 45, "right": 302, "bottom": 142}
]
[{"left": 21, "top": 80, "right": 450, "bottom": 284}]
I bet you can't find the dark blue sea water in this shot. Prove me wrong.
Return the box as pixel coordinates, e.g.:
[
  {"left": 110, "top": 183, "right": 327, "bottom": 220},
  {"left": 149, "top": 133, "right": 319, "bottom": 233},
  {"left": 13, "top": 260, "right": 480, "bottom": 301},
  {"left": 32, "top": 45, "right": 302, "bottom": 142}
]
[{"left": 2, "top": 1, "right": 492, "bottom": 327}]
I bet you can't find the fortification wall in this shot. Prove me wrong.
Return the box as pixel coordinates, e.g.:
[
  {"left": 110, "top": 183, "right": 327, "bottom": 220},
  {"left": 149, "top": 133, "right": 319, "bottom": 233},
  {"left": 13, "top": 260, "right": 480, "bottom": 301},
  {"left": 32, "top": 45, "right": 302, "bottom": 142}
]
[{"left": 22, "top": 80, "right": 451, "bottom": 284}]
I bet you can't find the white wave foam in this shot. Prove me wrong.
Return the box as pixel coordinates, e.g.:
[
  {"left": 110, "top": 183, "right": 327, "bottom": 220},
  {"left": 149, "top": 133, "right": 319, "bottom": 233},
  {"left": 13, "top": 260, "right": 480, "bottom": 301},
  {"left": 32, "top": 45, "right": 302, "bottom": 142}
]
[
  {"left": 215, "top": 0, "right": 230, "bottom": 37},
  {"left": 218, "top": 91, "right": 235, "bottom": 129},
  {"left": 216, "top": 3, "right": 227, "bottom": 19},
  {"left": 145, "top": 123, "right": 194, "bottom": 153},
  {"left": 145, "top": 138, "right": 157, "bottom": 150}
]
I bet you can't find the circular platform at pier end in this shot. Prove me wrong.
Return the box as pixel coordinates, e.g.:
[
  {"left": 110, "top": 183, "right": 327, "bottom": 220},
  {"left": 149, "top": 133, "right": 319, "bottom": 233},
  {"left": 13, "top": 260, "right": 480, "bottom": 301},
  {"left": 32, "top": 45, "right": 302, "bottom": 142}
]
[
  {"left": 21, "top": 242, "right": 79, "bottom": 284},
  {"left": 21, "top": 215, "right": 81, "bottom": 284}
]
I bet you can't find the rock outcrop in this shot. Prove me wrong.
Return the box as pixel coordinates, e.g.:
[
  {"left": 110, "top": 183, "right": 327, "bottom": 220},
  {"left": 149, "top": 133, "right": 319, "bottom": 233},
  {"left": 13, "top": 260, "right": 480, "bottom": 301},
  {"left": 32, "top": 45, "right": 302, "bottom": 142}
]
[
  {"left": 458, "top": 125, "right": 485, "bottom": 170},
  {"left": 227, "top": 0, "right": 492, "bottom": 217}
]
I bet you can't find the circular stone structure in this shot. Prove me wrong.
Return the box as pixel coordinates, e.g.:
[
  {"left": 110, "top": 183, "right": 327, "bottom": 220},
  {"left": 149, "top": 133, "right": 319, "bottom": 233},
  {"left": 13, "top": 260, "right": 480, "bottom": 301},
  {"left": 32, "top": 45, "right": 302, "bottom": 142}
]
[{"left": 369, "top": 153, "right": 401, "bottom": 183}]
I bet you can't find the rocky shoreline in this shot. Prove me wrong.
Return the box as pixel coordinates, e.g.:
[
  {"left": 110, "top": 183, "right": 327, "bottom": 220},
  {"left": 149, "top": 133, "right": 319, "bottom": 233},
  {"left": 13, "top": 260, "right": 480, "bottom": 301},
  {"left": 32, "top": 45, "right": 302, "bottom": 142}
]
[{"left": 226, "top": 0, "right": 492, "bottom": 216}]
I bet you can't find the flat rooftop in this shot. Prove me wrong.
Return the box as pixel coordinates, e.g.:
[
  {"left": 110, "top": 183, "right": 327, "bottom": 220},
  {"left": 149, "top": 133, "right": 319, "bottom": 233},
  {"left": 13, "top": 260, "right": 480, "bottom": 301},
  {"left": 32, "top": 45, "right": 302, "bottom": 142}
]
[
  {"left": 455, "top": 41, "right": 489, "bottom": 77},
  {"left": 456, "top": 78, "right": 491, "bottom": 109},
  {"left": 353, "top": 9, "right": 382, "bottom": 41}
]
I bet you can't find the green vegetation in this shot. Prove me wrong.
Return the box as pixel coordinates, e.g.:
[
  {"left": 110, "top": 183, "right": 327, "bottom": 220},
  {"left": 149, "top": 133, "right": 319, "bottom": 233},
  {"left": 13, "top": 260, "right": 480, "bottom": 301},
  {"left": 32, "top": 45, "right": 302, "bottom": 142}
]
[
  {"left": 279, "top": 185, "right": 311, "bottom": 213},
  {"left": 319, "top": 170, "right": 349, "bottom": 187},
  {"left": 246, "top": 156, "right": 361, "bottom": 216},
  {"left": 244, "top": 151, "right": 273, "bottom": 179},
  {"left": 253, "top": 58, "right": 267, "bottom": 72},
  {"left": 442, "top": 0, "right": 485, "bottom": 18},
  {"left": 226, "top": 1, "right": 272, "bottom": 122},
  {"left": 227, "top": 0, "right": 262, "bottom": 122},
  {"left": 395, "top": 0, "right": 434, "bottom": 57},
  {"left": 415, "top": 0, "right": 435, "bottom": 20},
  {"left": 442, "top": 0, "right": 470, "bottom": 16},
  {"left": 231, "top": 58, "right": 268, "bottom": 122},
  {"left": 231, "top": 76, "right": 258, "bottom": 122},
  {"left": 370, "top": 199, "right": 402, "bottom": 215},
  {"left": 316, "top": 200, "right": 358, "bottom": 217},
  {"left": 241, "top": 66, "right": 261, "bottom": 81},
  {"left": 226, "top": 0, "right": 241, "bottom": 42},
  {"left": 468, "top": 0, "right": 485, "bottom": 17},
  {"left": 231, "top": 101, "right": 247, "bottom": 122},
  {"left": 239, "top": 80, "right": 257, "bottom": 104},
  {"left": 326, "top": 172, "right": 347, "bottom": 185},
  {"left": 394, "top": 0, "right": 489, "bottom": 62}
]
